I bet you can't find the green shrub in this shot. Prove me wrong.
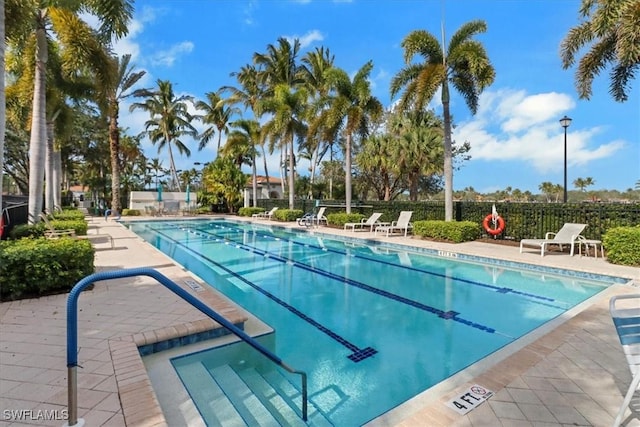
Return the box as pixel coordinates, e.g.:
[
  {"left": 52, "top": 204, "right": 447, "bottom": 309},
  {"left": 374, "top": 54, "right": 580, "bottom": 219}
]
[
  {"left": 413, "top": 220, "right": 480, "bottom": 243},
  {"left": 0, "top": 238, "right": 95, "bottom": 301},
  {"left": 238, "top": 207, "right": 266, "bottom": 217},
  {"left": 326, "top": 213, "right": 364, "bottom": 227},
  {"left": 122, "top": 209, "right": 141, "bottom": 216},
  {"left": 8, "top": 223, "right": 46, "bottom": 239},
  {"left": 603, "top": 226, "right": 640, "bottom": 266},
  {"left": 196, "top": 206, "right": 210, "bottom": 214},
  {"left": 52, "top": 219, "right": 88, "bottom": 236},
  {"left": 53, "top": 209, "right": 85, "bottom": 221},
  {"left": 273, "top": 209, "right": 304, "bottom": 222}
]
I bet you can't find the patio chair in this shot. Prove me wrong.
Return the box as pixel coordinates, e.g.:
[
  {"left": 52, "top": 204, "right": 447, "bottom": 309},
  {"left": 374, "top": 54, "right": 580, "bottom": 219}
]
[
  {"left": 252, "top": 207, "right": 278, "bottom": 219},
  {"left": 519, "top": 223, "right": 587, "bottom": 257},
  {"left": 344, "top": 212, "right": 383, "bottom": 232},
  {"left": 297, "top": 207, "right": 327, "bottom": 227},
  {"left": 609, "top": 294, "right": 640, "bottom": 426},
  {"left": 375, "top": 211, "right": 413, "bottom": 237},
  {"left": 40, "top": 213, "right": 76, "bottom": 238},
  {"left": 40, "top": 212, "right": 114, "bottom": 249}
]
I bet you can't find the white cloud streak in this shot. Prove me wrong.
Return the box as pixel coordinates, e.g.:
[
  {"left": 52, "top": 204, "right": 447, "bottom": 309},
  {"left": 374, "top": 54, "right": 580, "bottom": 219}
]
[{"left": 454, "top": 89, "right": 625, "bottom": 174}]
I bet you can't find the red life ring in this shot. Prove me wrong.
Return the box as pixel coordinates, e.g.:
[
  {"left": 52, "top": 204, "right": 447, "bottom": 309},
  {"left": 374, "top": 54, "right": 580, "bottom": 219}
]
[{"left": 483, "top": 214, "right": 505, "bottom": 236}]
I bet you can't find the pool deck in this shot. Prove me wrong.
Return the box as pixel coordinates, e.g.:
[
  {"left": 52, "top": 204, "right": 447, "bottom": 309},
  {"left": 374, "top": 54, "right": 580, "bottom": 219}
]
[{"left": 0, "top": 215, "right": 638, "bottom": 427}]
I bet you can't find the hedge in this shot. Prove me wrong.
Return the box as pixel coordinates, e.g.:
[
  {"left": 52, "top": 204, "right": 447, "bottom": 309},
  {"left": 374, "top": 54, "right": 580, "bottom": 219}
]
[
  {"left": 238, "top": 207, "right": 266, "bottom": 217},
  {"left": 122, "top": 209, "right": 141, "bottom": 216},
  {"left": 326, "top": 213, "right": 364, "bottom": 227},
  {"left": 0, "top": 238, "right": 95, "bottom": 301},
  {"left": 603, "top": 226, "right": 640, "bottom": 266},
  {"left": 413, "top": 220, "right": 481, "bottom": 243},
  {"left": 273, "top": 209, "right": 304, "bottom": 222}
]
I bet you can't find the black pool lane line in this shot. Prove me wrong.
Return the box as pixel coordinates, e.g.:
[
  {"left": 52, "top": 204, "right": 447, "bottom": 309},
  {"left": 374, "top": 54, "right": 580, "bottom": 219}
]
[
  {"left": 151, "top": 227, "right": 378, "bottom": 363},
  {"left": 168, "top": 224, "right": 506, "bottom": 338},
  {"left": 199, "top": 221, "right": 559, "bottom": 306}
]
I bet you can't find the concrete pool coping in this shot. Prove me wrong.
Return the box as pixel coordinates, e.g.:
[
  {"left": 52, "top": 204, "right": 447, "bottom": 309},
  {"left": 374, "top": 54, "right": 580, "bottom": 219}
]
[{"left": 0, "top": 214, "right": 638, "bottom": 426}]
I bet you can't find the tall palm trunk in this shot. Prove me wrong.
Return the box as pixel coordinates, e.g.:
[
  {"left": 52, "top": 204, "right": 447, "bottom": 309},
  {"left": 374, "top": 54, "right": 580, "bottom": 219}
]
[
  {"left": 280, "top": 147, "right": 286, "bottom": 195},
  {"left": 288, "top": 135, "right": 295, "bottom": 209},
  {"left": 261, "top": 145, "right": 271, "bottom": 196},
  {"left": 217, "top": 132, "right": 222, "bottom": 152},
  {"left": 45, "top": 121, "right": 54, "bottom": 213},
  {"left": 53, "top": 149, "right": 62, "bottom": 209},
  {"left": 345, "top": 133, "right": 353, "bottom": 214},
  {"left": 442, "top": 81, "right": 454, "bottom": 221},
  {"left": 167, "top": 143, "right": 181, "bottom": 192},
  {"left": 28, "top": 22, "right": 48, "bottom": 224},
  {"left": 0, "top": 0, "right": 5, "bottom": 217},
  {"left": 109, "top": 100, "right": 122, "bottom": 212},
  {"left": 252, "top": 153, "right": 257, "bottom": 207}
]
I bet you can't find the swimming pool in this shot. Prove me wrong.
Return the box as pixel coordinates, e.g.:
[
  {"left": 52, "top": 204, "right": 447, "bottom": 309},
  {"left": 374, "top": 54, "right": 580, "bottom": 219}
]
[{"left": 127, "top": 218, "right": 623, "bottom": 426}]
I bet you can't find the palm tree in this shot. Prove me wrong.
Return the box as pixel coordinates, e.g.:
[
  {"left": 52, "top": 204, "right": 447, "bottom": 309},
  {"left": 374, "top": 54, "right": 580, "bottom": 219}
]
[
  {"left": 130, "top": 79, "right": 197, "bottom": 192},
  {"left": 561, "top": 0, "right": 639, "bottom": 102},
  {"left": 195, "top": 90, "right": 240, "bottom": 154},
  {"left": 224, "top": 64, "right": 273, "bottom": 196},
  {"left": 319, "top": 61, "right": 383, "bottom": 213},
  {"left": 7, "top": 0, "right": 133, "bottom": 223},
  {"left": 259, "top": 84, "right": 308, "bottom": 209},
  {"left": 254, "top": 37, "right": 304, "bottom": 195},
  {"left": 573, "top": 176, "right": 595, "bottom": 192},
  {"left": 99, "top": 54, "right": 146, "bottom": 213},
  {"left": 391, "top": 20, "right": 495, "bottom": 221},
  {"left": 0, "top": 0, "right": 6, "bottom": 217},
  {"left": 223, "top": 119, "right": 262, "bottom": 206},
  {"left": 301, "top": 47, "right": 335, "bottom": 190}
]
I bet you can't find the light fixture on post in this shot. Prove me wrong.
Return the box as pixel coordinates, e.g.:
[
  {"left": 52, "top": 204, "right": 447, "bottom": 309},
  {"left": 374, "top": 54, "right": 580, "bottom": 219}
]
[{"left": 559, "top": 115, "right": 572, "bottom": 203}]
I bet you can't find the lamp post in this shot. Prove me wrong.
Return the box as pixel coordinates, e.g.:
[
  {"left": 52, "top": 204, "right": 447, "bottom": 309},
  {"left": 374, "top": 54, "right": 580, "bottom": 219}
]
[{"left": 559, "top": 115, "right": 572, "bottom": 203}]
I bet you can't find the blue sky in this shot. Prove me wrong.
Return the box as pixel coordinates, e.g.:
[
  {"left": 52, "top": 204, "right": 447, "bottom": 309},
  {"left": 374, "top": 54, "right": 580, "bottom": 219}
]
[{"left": 100, "top": 0, "right": 639, "bottom": 193}]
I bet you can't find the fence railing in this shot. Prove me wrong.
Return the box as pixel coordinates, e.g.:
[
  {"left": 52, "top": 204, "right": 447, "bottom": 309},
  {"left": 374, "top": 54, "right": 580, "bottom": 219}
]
[{"left": 254, "top": 199, "right": 640, "bottom": 240}]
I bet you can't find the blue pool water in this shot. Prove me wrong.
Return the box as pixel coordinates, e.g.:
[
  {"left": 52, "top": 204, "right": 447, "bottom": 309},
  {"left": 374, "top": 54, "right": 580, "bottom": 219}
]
[{"left": 127, "top": 219, "right": 620, "bottom": 426}]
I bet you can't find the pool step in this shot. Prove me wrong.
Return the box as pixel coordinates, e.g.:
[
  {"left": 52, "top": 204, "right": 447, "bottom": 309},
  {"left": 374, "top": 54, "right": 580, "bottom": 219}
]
[
  {"left": 182, "top": 361, "right": 333, "bottom": 426},
  {"left": 176, "top": 362, "right": 244, "bottom": 427}
]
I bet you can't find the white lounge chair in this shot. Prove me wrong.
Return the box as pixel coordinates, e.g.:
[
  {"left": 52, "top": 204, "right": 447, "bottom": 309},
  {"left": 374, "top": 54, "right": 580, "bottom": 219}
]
[
  {"left": 252, "top": 207, "right": 278, "bottom": 219},
  {"left": 296, "top": 207, "right": 327, "bottom": 227},
  {"left": 375, "top": 211, "right": 413, "bottom": 237},
  {"left": 610, "top": 294, "right": 640, "bottom": 427},
  {"left": 344, "top": 212, "right": 383, "bottom": 232},
  {"left": 519, "top": 223, "right": 587, "bottom": 257}
]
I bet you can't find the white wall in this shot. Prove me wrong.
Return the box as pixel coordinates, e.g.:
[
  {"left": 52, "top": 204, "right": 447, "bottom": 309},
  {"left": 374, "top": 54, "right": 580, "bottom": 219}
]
[{"left": 129, "top": 191, "right": 192, "bottom": 211}]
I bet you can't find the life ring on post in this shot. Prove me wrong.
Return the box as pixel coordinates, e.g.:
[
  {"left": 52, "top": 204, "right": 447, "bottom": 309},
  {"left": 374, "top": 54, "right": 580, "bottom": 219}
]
[{"left": 483, "top": 214, "right": 505, "bottom": 236}]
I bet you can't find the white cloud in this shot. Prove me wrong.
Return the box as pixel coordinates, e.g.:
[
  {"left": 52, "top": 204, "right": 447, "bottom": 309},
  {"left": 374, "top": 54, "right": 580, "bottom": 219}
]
[
  {"left": 285, "top": 30, "right": 324, "bottom": 49},
  {"left": 454, "top": 89, "right": 625, "bottom": 174},
  {"left": 150, "top": 42, "right": 195, "bottom": 67}
]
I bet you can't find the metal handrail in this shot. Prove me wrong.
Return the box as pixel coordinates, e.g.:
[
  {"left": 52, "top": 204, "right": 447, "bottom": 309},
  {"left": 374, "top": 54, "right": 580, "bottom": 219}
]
[{"left": 65, "top": 267, "right": 308, "bottom": 426}]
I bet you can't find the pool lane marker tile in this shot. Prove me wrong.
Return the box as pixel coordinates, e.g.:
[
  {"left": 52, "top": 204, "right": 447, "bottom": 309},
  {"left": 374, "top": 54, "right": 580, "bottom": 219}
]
[{"left": 445, "top": 384, "right": 494, "bottom": 415}]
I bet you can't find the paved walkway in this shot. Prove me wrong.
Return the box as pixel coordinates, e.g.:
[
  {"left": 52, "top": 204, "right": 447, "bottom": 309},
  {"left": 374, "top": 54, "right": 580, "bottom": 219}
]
[{"left": 0, "top": 215, "right": 638, "bottom": 426}]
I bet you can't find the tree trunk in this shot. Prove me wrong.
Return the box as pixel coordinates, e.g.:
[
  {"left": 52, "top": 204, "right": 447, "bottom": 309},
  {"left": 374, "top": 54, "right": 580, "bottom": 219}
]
[
  {"left": 252, "top": 152, "right": 257, "bottom": 207},
  {"left": 261, "top": 144, "right": 271, "bottom": 196},
  {"left": 288, "top": 135, "right": 295, "bottom": 210},
  {"left": 0, "top": 0, "right": 5, "bottom": 218},
  {"left": 441, "top": 81, "right": 454, "bottom": 221},
  {"left": 280, "top": 147, "right": 286, "bottom": 196},
  {"left": 109, "top": 100, "right": 122, "bottom": 212},
  {"left": 28, "top": 23, "right": 48, "bottom": 224},
  {"left": 45, "top": 121, "right": 54, "bottom": 213},
  {"left": 167, "top": 142, "right": 181, "bottom": 192},
  {"left": 53, "top": 149, "right": 62, "bottom": 209},
  {"left": 345, "top": 133, "right": 352, "bottom": 214}
]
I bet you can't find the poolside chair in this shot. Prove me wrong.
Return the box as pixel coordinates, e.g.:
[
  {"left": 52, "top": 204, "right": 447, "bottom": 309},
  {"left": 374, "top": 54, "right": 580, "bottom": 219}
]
[
  {"left": 344, "top": 212, "right": 383, "bottom": 232},
  {"left": 609, "top": 294, "right": 640, "bottom": 427},
  {"left": 374, "top": 211, "right": 413, "bottom": 237},
  {"left": 40, "top": 213, "right": 76, "bottom": 238},
  {"left": 252, "top": 207, "right": 278, "bottom": 219},
  {"left": 519, "top": 223, "right": 586, "bottom": 257},
  {"left": 296, "top": 206, "right": 327, "bottom": 227},
  {"left": 40, "top": 213, "right": 114, "bottom": 249}
]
